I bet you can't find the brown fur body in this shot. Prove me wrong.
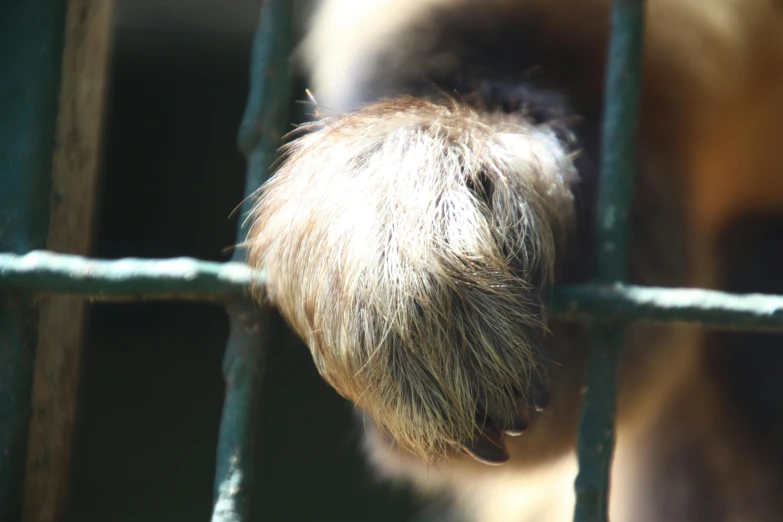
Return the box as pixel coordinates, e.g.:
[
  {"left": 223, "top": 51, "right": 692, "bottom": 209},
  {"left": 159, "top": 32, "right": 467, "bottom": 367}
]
[{"left": 246, "top": 1, "right": 783, "bottom": 520}]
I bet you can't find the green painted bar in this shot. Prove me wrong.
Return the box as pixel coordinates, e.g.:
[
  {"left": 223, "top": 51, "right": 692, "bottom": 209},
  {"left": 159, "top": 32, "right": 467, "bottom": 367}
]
[
  {"left": 553, "top": 283, "right": 783, "bottom": 331},
  {"left": 573, "top": 325, "right": 622, "bottom": 522},
  {"left": 573, "top": 1, "right": 646, "bottom": 521},
  {"left": 0, "top": 2, "right": 65, "bottom": 521},
  {"left": 0, "top": 251, "right": 258, "bottom": 300},
  {"left": 4, "top": 251, "right": 783, "bottom": 331},
  {"left": 593, "top": 0, "right": 646, "bottom": 284},
  {"left": 211, "top": 0, "right": 292, "bottom": 520}
]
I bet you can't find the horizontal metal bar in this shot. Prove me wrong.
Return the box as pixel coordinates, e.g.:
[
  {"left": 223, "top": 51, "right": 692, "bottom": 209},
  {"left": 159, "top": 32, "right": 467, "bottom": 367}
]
[
  {"left": 552, "top": 283, "right": 783, "bottom": 331},
  {"left": 3, "top": 251, "right": 783, "bottom": 331},
  {"left": 0, "top": 251, "right": 262, "bottom": 300}
]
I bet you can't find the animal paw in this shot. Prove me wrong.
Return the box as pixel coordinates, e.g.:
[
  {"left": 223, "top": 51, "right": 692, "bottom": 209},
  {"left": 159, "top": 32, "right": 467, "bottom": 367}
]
[{"left": 247, "top": 96, "right": 576, "bottom": 463}]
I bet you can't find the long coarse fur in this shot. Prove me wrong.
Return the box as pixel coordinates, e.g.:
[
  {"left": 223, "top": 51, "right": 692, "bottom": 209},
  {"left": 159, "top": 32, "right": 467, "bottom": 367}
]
[{"left": 247, "top": 96, "right": 577, "bottom": 460}]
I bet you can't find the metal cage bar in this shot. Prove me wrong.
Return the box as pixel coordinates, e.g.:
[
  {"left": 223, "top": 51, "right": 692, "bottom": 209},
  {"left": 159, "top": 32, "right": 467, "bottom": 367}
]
[
  {"left": 0, "top": 2, "right": 66, "bottom": 521},
  {"left": 574, "top": 1, "right": 646, "bottom": 521},
  {"left": 4, "top": 252, "right": 783, "bottom": 330},
  {"left": 211, "top": 1, "right": 292, "bottom": 522}
]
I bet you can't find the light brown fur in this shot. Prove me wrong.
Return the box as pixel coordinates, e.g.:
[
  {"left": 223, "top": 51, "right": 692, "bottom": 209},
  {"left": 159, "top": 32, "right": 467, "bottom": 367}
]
[{"left": 249, "top": 97, "right": 575, "bottom": 459}]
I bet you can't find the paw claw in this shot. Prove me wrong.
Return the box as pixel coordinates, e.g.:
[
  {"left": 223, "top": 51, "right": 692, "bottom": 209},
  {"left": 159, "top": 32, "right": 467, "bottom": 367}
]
[
  {"left": 477, "top": 397, "right": 529, "bottom": 439},
  {"left": 460, "top": 432, "right": 510, "bottom": 465},
  {"left": 504, "top": 404, "right": 529, "bottom": 436},
  {"left": 529, "top": 371, "right": 550, "bottom": 412}
]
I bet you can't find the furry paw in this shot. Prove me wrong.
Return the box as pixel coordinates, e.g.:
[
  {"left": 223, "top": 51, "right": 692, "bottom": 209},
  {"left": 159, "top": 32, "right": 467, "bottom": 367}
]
[{"left": 247, "top": 96, "right": 576, "bottom": 463}]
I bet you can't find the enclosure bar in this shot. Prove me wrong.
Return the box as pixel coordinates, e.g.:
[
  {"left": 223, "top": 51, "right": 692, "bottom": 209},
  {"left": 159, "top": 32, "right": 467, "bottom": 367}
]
[
  {"left": 573, "top": 1, "right": 647, "bottom": 522},
  {"left": 211, "top": 1, "right": 292, "bottom": 521},
  {"left": 551, "top": 284, "right": 783, "bottom": 331},
  {"left": 0, "top": 3, "right": 66, "bottom": 522},
  {"left": 593, "top": 0, "right": 646, "bottom": 284},
  {"left": 4, "top": 252, "right": 783, "bottom": 331},
  {"left": 0, "top": 251, "right": 257, "bottom": 300}
]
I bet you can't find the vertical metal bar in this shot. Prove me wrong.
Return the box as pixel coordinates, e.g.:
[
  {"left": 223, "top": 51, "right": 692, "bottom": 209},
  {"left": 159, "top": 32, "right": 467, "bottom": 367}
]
[
  {"left": 0, "top": 1, "right": 66, "bottom": 521},
  {"left": 573, "top": 1, "right": 646, "bottom": 522},
  {"left": 594, "top": 0, "right": 647, "bottom": 284},
  {"left": 211, "top": 1, "right": 292, "bottom": 521}
]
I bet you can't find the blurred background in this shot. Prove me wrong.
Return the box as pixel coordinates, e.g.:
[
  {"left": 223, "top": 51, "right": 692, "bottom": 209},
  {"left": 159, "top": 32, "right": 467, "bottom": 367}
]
[{"left": 65, "top": 1, "right": 419, "bottom": 520}]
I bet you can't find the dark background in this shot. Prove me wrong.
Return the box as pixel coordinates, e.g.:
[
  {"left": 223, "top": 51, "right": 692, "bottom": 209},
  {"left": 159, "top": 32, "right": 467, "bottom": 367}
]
[{"left": 66, "top": 2, "right": 418, "bottom": 520}]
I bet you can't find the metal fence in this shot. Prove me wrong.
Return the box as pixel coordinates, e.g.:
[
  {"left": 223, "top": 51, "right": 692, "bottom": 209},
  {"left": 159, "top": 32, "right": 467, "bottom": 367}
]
[{"left": 3, "top": 0, "right": 783, "bottom": 521}]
